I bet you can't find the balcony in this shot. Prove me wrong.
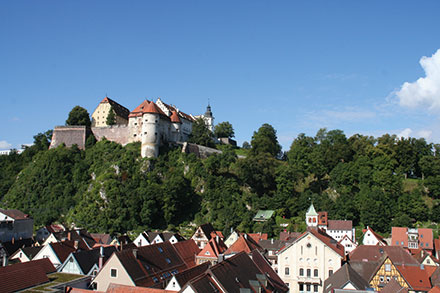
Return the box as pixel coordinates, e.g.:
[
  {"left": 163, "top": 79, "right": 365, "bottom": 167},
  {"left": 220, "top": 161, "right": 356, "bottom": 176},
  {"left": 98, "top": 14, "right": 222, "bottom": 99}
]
[{"left": 297, "top": 276, "right": 322, "bottom": 285}]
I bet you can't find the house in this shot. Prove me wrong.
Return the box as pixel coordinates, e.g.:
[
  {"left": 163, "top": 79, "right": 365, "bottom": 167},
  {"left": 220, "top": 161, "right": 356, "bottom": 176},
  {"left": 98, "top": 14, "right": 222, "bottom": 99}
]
[
  {"left": 195, "top": 235, "right": 227, "bottom": 265},
  {"left": 42, "top": 228, "right": 96, "bottom": 249},
  {"left": 306, "top": 204, "right": 356, "bottom": 253},
  {"left": 277, "top": 227, "right": 345, "bottom": 292},
  {"left": 361, "top": 226, "right": 387, "bottom": 246},
  {"left": 323, "top": 263, "right": 371, "bottom": 293},
  {"left": 0, "top": 208, "right": 33, "bottom": 242},
  {"left": 9, "top": 245, "right": 43, "bottom": 263},
  {"left": 338, "top": 234, "right": 358, "bottom": 254},
  {"left": 224, "top": 230, "right": 267, "bottom": 248},
  {"left": 368, "top": 255, "right": 434, "bottom": 292},
  {"left": 259, "top": 238, "right": 287, "bottom": 272},
  {"left": 35, "top": 224, "right": 66, "bottom": 243},
  {"left": 134, "top": 231, "right": 185, "bottom": 247},
  {"left": 392, "top": 227, "right": 434, "bottom": 252},
  {"left": 91, "top": 96, "right": 130, "bottom": 127},
  {"left": 381, "top": 278, "right": 409, "bottom": 293},
  {"left": 90, "top": 233, "right": 112, "bottom": 246},
  {"left": 58, "top": 246, "right": 117, "bottom": 276},
  {"left": 33, "top": 240, "right": 86, "bottom": 269},
  {"left": 92, "top": 240, "right": 198, "bottom": 291},
  {"left": 165, "top": 262, "right": 210, "bottom": 291},
  {"left": 223, "top": 233, "right": 264, "bottom": 257},
  {"left": 253, "top": 210, "right": 275, "bottom": 222},
  {"left": 181, "top": 251, "right": 288, "bottom": 293},
  {"left": 0, "top": 258, "right": 56, "bottom": 292},
  {"left": 0, "top": 237, "right": 34, "bottom": 265},
  {"left": 191, "top": 223, "right": 223, "bottom": 249}
]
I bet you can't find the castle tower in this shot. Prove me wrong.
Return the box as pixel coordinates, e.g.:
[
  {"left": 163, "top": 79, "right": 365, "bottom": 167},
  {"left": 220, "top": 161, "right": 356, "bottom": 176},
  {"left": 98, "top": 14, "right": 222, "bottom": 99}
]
[
  {"left": 306, "top": 203, "right": 318, "bottom": 227},
  {"left": 170, "top": 111, "right": 182, "bottom": 142},
  {"left": 141, "top": 102, "right": 161, "bottom": 158}
]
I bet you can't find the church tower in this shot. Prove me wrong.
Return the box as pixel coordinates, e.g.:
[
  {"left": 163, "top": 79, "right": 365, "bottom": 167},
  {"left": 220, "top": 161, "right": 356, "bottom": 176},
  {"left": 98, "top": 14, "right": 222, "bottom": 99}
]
[
  {"left": 306, "top": 203, "right": 318, "bottom": 227},
  {"left": 203, "top": 103, "right": 214, "bottom": 131}
]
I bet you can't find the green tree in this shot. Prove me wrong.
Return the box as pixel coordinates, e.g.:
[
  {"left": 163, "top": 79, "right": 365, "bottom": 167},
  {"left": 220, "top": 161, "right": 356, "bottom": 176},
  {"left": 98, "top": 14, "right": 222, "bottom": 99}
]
[
  {"left": 66, "top": 106, "right": 91, "bottom": 126},
  {"left": 106, "top": 106, "right": 116, "bottom": 126},
  {"left": 188, "top": 118, "right": 215, "bottom": 147},
  {"left": 214, "top": 121, "right": 235, "bottom": 138},
  {"left": 250, "top": 123, "right": 281, "bottom": 157}
]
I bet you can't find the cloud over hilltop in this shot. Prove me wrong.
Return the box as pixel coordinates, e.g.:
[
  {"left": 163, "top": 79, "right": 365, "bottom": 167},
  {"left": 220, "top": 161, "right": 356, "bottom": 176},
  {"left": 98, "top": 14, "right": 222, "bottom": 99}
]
[{"left": 396, "top": 49, "right": 440, "bottom": 110}]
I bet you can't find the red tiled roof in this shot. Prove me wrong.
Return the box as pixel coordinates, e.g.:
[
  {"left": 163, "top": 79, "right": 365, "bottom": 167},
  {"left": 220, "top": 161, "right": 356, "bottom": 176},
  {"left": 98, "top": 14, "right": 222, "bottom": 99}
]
[
  {"left": 129, "top": 100, "right": 169, "bottom": 118},
  {"left": 0, "top": 258, "right": 55, "bottom": 292},
  {"left": 197, "top": 237, "right": 227, "bottom": 259},
  {"left": 396, "top": 264, "right": 433, "bottom": 291},
  {"left": 0, "top": 208, "right": 30, "bottom": 220},
  {"left": 392, "top": 227, "right": 433, "bottom": 250},
  {"left": 107, "top": 283, "right": 175, "bottom": 292},
  {"left": 224, "top": 234, "right": 263, "bottom": 255},
  {"left": 247, "top": 233, "right": 268, "bottom": 243},
  {"left": 170, "top": 111, "right": 182, "bottom": 123},
  {"left": 307, "top": 228, "right": 345, "bottom": 257},
  {"left": 328, "top": 220, "right": 352, "bottom": 231},
  {"left": 173, "top": 239, "right": 200, "bottom": 268},
  {"left": 279, "top": 231, "right": 301, "bottom": 242},
  {"left": 349, "top": 245, "right": 419, "bottom": 265},
  {"left": 380, "top": 278, "right": 409, "bottom": 293},
  {"left": 430, "top": 286, "right": 440, "bottom": 293},
  {"left": 99, "top": 97, "right": 130, "bottom": 120}
]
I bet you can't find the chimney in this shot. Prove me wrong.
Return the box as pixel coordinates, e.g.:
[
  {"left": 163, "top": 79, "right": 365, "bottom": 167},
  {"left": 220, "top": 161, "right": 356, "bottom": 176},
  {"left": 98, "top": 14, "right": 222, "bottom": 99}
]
[
  {"left": 2, "top": 255, "right": 6, "bottom": 267},
  {"left": 216, "top": 235, "right": 219, "bottom": 244},
  {"left": 218, "top": 253, "right": 224, "bottom": 263},
  {"left": 12, "top": 237, "right": 15, "bottom": 245},
  {"left": 74, "top": 240, "right": 79, "bottom": 250},
  {"left": 67, "top": 232, "right": 71, "bottom": 241},
  {"left": 133, "top": 248, "right": 138, "bottom": 259},
  {"left": 271, "top": 238, "right": 274, "bottom": 244},
  {"left": 98, "top": 246, "right": 104, "bottom": 270}
]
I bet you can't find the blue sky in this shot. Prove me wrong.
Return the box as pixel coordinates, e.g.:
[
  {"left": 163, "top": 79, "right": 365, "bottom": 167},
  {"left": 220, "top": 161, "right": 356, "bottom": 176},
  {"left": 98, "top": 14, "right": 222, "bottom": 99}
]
[{"left": 1, "top": 1, "right": 440, "bottom": 151}]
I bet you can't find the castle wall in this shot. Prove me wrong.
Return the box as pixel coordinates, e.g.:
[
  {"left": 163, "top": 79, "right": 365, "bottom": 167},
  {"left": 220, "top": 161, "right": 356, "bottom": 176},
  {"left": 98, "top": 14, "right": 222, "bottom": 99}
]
[
  {"left": 50, "top": 126, "right": 88, "bottom": 150},
  {"left": 91, "top": 125, "right": 131, "bottom": 145}
]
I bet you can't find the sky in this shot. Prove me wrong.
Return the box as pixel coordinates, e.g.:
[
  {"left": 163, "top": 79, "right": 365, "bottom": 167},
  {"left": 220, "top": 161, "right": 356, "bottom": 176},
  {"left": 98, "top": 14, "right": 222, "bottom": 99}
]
[{"left": 1, "top": 1, "right": 440, "bottom": 151}]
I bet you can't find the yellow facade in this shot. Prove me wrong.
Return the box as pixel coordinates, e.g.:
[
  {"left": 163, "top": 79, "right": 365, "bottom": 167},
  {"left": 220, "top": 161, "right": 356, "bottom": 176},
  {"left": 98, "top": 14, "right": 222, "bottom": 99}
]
[
  {"left": 369, "top": 257, "right": 408, "bottom": 291},
  {"left": 92, "top": 101, "right": 128, "bottom": 127}
]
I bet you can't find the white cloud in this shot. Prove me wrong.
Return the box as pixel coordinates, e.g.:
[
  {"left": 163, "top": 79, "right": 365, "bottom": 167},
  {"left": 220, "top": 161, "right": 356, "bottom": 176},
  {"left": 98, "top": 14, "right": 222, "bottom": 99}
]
[
  {"left": 0, "top": 140, "right": 12, "bottom": 149},
  {"left": 397, "top": 128, "right": 412, "bottom": 138},
  {"left": 396, "top": 49, "right": 440, "bottom": 110},
  {"left": 417, "top": 130, "right": 432, "bottom": 139}
]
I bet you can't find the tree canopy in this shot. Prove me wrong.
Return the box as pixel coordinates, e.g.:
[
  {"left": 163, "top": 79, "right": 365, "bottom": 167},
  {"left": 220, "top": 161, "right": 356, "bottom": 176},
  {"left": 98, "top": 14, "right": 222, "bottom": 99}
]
[
  {"left": 188, "top": 118, "right": 215, "bottom": 147},
  {"left": 250, "top": 123, "right": 281, "bottom": 157},
  {"left": 214, "top": 121, "right": 235, "bottom": 138},
  {"left": 66, "top": 106, "right": 91, "bottom": 126},
  {"left": 106, "top": 106, "right": 116, "bottom": 126}
]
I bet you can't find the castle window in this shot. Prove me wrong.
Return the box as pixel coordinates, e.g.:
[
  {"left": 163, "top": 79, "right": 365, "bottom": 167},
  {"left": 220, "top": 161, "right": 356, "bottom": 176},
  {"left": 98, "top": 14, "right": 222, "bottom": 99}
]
[
  {"left": 134, "top": 123, "right": 137, "bottom": 126},
  {"left": 144, "top": 132, "right": 147, "bottom": 135},
  {"left": 314, "top": 269, "right": 318, "bottom": 277},
  {"left": 145, "top": 119, "right": 148, "bottom": 122},
  {"left": 285, "top": 267, "right": 289, "bottom": 275},
  {"left": 299, "top": 268, "right": 304, "bottom": 276},
  {"left": 155, "top": 132, "right": 157, "bottom": 135},
  {"left": 134, "top": 134, "right": 137, "bottom": 137}
]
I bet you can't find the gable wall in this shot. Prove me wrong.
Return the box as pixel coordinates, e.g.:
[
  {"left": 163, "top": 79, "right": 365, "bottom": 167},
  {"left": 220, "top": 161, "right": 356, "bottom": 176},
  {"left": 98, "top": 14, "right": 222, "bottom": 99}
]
[
  {"left": 369, "top": 258, "right": 408, "bottom": 291},
  {"left": 93, "top": 254, "right": 134, "bottom": 291}
]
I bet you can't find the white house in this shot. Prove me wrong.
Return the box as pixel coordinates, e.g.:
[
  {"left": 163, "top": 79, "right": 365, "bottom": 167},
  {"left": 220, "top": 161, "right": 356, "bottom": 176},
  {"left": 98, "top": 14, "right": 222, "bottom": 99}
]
[
  {"left": 0, "top": 208, "right": 33, "bottom": 242},
  {"left": 361, "top": 226, "right": 387, "bottom": 246},
  {"left": 277, "top": 228, "right": 345, "bottom": 293}
]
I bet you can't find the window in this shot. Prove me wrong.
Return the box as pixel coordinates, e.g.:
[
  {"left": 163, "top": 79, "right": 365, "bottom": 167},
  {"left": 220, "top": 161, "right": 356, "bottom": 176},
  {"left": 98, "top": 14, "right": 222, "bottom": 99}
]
[
  {"left": 306, "top": 284, "right": 311, "bottom": 291},
  {"left": 314, "top": 284, "right": 318, "bottom": 292},
  {"left": 307, "top": 269, "right": 311, "bottom": 277},
  {"left": 301, "top": 246, "right": 303, "bottom": 255},
  {"left": 386, "top": 276, "right": 390, "bottom": 282},
  {"left": 385, "top": 264, "right": 391, "bottom": 272},
  {"left": 111, "top": 268, "right": 117, "bottom": 278},
  {"left": 299, "top": 284, "right": 304, "bottom": 291},
  {"left": 315, "top": 246, "right": 317, "bottom": 255},
  {"left": 299, "top": 268, "right": 304, "bottom": 276},
  {"left": 158, "top": 247, "right": 164, "bottom": 253},
  {"left": 165, "top": 258, "right": 171, "bottom": 264},
  {"left": 396, "top": 241, "right": 399, "bottom": 245},
  {"left": 314, "top": 269, "right": 318, "bottom": 277},
  {"left": 379, "top": 275, "right": 384, "bottom": 282},
  {"left": 328, "top": 270, "right": 333, "bottom": 276},
  {"left": 285, "top": 267, "right": 289, "bottom": 275}
]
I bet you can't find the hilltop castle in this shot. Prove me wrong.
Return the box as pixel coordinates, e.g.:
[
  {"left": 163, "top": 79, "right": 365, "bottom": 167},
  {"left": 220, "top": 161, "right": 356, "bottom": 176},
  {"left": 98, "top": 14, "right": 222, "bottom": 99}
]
[{"left": 50, "top": 97, "right": 214, "bottom": 158}]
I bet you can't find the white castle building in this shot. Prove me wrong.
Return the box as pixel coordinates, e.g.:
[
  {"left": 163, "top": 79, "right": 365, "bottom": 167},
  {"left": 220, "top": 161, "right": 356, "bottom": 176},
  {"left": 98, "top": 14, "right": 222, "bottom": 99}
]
[{"left": 50, "top": 97, "right": 214, "bottom": 158}]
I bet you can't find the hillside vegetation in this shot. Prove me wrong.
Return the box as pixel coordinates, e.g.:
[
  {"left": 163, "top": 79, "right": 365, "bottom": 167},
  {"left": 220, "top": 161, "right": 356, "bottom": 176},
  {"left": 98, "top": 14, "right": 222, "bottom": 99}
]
[{"left": 2, "top": 125, "right": 440, "bottom": 237}]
